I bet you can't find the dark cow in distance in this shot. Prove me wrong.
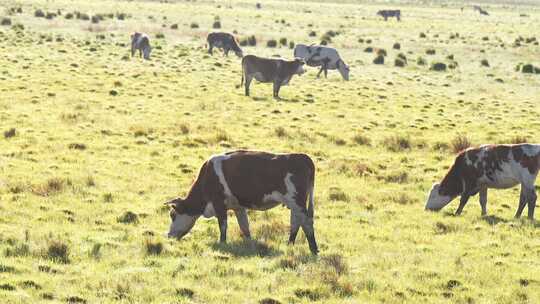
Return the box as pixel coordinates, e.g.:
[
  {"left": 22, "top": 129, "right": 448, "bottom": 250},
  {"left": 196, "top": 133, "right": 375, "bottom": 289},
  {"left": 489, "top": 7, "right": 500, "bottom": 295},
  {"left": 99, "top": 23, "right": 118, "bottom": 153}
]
[
  {"left": 240, "top": 55, "right": 305, "bottom": 99},
  {"left": 377, "top": 10, "right": 401, "bottom": 21},
  {"left": 425, "top": 144, "right": 540, "bottom": 219},
  {"left": 207, "top": 32, "right": 243, "bottom": 58},
  {"left": 131, "top": 32, "right": 151, "bottom": 60},
  {"left": 294, "top": 44, "right": 350, "bottom": 80},
  {"left": 166, "top": 150, "right": 319, "bottom": 255}
]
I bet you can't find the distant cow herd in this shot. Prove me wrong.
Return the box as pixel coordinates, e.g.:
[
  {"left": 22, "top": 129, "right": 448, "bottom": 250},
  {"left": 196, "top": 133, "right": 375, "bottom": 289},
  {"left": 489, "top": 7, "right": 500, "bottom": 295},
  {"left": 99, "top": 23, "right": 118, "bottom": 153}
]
[{"left": 127, "top": 6, "right": 533, "bottom": 256}]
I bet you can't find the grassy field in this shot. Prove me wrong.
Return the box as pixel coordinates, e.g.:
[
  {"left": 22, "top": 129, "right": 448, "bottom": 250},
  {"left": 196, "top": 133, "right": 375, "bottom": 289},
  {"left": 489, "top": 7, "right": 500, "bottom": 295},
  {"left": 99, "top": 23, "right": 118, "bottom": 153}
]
[{"left": 1, "top": 0, "right": 540, "bottom": 303}]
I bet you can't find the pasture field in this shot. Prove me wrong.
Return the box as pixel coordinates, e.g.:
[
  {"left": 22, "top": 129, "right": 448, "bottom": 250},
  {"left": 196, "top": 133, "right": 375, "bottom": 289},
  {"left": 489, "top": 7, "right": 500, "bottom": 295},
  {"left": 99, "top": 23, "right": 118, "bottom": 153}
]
[{"left": 1, "top": 0, "right": 540, "bottom": 303}]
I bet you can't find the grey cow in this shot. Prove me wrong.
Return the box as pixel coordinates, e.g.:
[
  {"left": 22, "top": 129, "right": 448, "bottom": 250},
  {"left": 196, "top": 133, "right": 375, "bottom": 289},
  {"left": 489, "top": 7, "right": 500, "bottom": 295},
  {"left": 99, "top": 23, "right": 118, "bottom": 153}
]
[{"left": 131, "top": 32, "right": 151, "bottom": 60}]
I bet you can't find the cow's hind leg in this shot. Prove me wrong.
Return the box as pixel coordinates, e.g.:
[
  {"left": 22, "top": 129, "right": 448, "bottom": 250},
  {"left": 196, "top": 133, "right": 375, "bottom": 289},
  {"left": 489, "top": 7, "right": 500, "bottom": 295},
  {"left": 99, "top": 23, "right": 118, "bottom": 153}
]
[
  {"left": 273, "top": 81, "right": 282, "bottom": 99},
  {"left": 234, "top": 208, "right": 251, "bottom": 239},
  {"left": 208, "top": 44, "right": 213, "bottom": 55},
  {"left": 515, "top": 185, "right": 529, "bottom": 218},
  {"left": 479, "top": 187, "right": 487, "bottom": 216},
  {"left": 527, "top": 188, "right": 537, "bottom": 220},
  {"left": 288, "top": 212, "right": 301, "bottom": 245},
  {"left": 455, "top": 194, "right": 471, "bottom": 215},
  {"left": 244, "top": 75, "right": 253, "bottom": 96}
]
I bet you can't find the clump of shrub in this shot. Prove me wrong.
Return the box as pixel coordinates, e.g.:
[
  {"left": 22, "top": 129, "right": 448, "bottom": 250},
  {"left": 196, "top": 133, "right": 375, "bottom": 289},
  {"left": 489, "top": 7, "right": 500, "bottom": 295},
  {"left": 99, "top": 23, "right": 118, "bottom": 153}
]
[
  {"left": 451, "top": 134, "right": 472, "bottom": 153},
  {"left": 352, "top": 133, "right": 371, "bottom": 146},
  {"left": 417, "top": 56, "right": 427, "bottom": 65},
  {"left": 288, "top": 41, "right": 295, "bottom": 49},
  {"left": 517, "top": 63, "right": 540, "bottom": 74},
  {"left": 170, "top": 23, "right": 178, "bottom": 29},
  {"left": 308, "top": 30, "right": 316, "bottom": 37},
  {"left": 35, "top": 9, "right": 45, "bottom": 18},
  {"left": 190, "top": 22, "right": 199, "bottom": 29},
  {"left": 480, "top": 59, "right": 489, "bottom": 67},
  {"left": 45, "top": 240, "right": 70, "bottom": 263},
  {"left": 4, "top": 128, "right": 16, "bottom": 138},
  {"left": 328, "top": 187, "right": 350, "bottom": 202},
  {"left": 383, "top": 135, "right": 411, "bottom": 152},
  {"left": 91, "top": 15, "right": 100, "bottom": 24},
  {"left": 426, "top": 48, "right": 436, "bottom": 55},
  {"left": 45, "top": 12, "right": 56, "bottom": 19},
  {"left": 65, "top": 12, "right": 74, "bottom": 19},
  {"left": 212, "top": 20, "right": 221, "bottom": 29},
  {"left": 266, "top": 39, "right": 277, "bottom": 48},
  {"left": 156, "top": 32, "right": 165, "bottom": 39},
  {"left": 395, "top": 58, "right": 406, "bottom": 67},
  {"left": 247, "top": 35, "right": 257, "bottom": 46},
  {"left": 144, "top": 239, "right": 164, "bottom": 255},
  {"left": 1, "top": 18, "right": 12, "bottom": 26},
  {"left": 279, "top": 37, "right": 287, "bottom": 46},
  {"left": 419, "top": 32, "right": 426, "bottom": 38},
  {"left": 430, "top": 62, "right": 446, "bottom": 71},
  {"left": 373, "top": 54, "right": 384, "bottom": 65},
  {"left": 364, "top": 46, "right": 373, "bottom": 53},
  {"left": 393, "top": 42, "right": 400, "bottom": 50},
  {"left": 117, "top": 211, "right": 139, "bottom": 224}
]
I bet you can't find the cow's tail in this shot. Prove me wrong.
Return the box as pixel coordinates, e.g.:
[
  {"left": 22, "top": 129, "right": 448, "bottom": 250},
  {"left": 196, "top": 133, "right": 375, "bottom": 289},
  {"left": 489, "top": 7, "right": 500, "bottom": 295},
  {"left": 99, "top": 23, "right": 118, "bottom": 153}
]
[
  {"left": 240, "top": 57, "right": 245, "bottom": 88},
  {"left": 307, "top": 160, "right": 315, "bottom": 218}
]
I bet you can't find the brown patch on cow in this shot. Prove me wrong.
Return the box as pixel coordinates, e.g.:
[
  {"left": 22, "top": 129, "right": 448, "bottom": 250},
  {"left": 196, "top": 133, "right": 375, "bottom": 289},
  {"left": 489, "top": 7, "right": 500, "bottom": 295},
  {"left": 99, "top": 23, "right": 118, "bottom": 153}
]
[{"left": 439, "top": 153, "right": 465, "bottom": 197}]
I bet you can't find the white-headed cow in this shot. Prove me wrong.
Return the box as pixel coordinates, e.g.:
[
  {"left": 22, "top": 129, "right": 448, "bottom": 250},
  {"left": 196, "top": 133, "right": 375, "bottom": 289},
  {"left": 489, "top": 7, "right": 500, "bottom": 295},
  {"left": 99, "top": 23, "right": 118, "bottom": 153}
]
[
  {"left": 293, "top": 44, "right": 350, "bottom": 81},
  {"left": 425, "top": 144, "right": 540, "bottom": 219},
  {"left": 165, "top": 150, "right": 319, "bottom": 255},
  {"left": 240, "top": 55, "right": 306, "bottom": 99}
]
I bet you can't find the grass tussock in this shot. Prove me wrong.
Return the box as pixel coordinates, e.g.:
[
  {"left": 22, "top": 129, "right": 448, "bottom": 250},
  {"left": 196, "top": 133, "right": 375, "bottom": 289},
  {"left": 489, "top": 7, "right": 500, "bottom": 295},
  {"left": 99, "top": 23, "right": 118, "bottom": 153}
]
[
  {"left": 383, "top": 135, "right": 411, "bottom": 152},
  {"left": 117, "top": 211, "right": 139, "bottom": 224},
  {"left": 31, "top": 178, "right": 65, "bottom": 196},
  {"left": 451, "top": 134, "right": 472, "bottom": 153},
  {"left": 328, "top": 187, "right": 350, "bottom": 202},
  {"left": 144, "top": 238, "right": 164, "bottom": 255},
  {"left": 45, "top": 240, "right": 70, "bottom": 263}
]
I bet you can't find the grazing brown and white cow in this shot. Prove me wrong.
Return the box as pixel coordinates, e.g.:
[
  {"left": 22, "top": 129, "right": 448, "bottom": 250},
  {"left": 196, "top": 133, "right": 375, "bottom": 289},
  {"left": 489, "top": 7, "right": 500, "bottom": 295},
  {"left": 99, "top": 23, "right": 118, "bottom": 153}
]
[
  {"left": 207, "top": 32, "right": 243, "bottom": 58},
  {"left": 294, "top": 44, "right": 350, "bottom": 80},
  {"left": 130, "top": 32, "right": 151, "bottom": 60},
  {"left": 425, "top": 144, "right": 540, "bottom": 219},
  {"left": 165, "top": 150, "right": 319, "bottom": 254},
  {"left": 240, "top": 55, "right": 305, "bottom": 99}
]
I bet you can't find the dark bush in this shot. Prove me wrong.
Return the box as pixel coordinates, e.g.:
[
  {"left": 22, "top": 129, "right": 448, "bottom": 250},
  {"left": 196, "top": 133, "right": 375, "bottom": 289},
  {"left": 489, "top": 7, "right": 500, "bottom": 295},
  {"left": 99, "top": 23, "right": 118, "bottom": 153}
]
[
  {"left": 46, "top": 240, "right": 70, "bottom": 263},
  {"left": 91, "top": 15, "right": 100, "bottom": 24},
  {"left": 393, "top": 42, "right": 400, "bottom": 50},
  {"left": 395, "top": 58, "right": 406, "bottom": 67},
  {"left": 118, "top": 211, "right": 139, "bottom": 224},
  {"left": 248, "top": 35, "right": 256, "bottom": 46},
  {"left": 212, "top": 21, "right": 221, "bottom": 29},
  {"left": 430, "top": 62, "right": 446, "bottom": 71},
  {"left": 480, "top": 59, "right": 489, "bottom": 67},
  {"left": 279, "top": 37, "right": 287, "bottom": 46},
  {"left": 45, "top": 12, "right": 56, "bottom": 19},
  {"left": 156, "top": 32, "right": 165, "bottom": 39},
  {"left": 419, "top": 32, "right": 426, "bottom": 38},
  {"left": 288, "top": 41, "right": 295, "bottom": 49},
  {"left": 35, "top": 9, "right": 45, "bottom": 18},
  {"left": 170, "top": 23, "right": 178, "bottom": 29},
  {"left": 308, "top": 30, "right": 316, "bottom": 37},
  {"left": 373, "top": 55, "right": 384, "bottom": 65},
  {"left": 266, "top": 39, "right": 277, "bottom": 48},
  {"left": 417, "top": 57, "right": 427, "bottom": 65},
  {"left": 65, "top": 12, "right": 74, "bottom": 19},
  {"left": 426, "top": 49, "right": 436, "bottom": 55},
  {"left": 1, "top": 18, "right": 11, "bottom": 26},
  {"left": 190, "top": 22, "right": 199, "bottom": 29},
  {"left": 364, "top": 46, "right": 373, "bottom": 53}
]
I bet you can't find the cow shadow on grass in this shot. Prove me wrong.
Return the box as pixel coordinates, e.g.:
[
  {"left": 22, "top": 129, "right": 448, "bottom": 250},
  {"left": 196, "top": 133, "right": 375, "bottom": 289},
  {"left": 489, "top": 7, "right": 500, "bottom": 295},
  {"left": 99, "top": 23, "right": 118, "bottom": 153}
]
[
  {"left": 481, "top": 215, "right": 507, "bottom": 226},
  {"left": 211, "top": 239, "right": 282, "bottom": 258}
]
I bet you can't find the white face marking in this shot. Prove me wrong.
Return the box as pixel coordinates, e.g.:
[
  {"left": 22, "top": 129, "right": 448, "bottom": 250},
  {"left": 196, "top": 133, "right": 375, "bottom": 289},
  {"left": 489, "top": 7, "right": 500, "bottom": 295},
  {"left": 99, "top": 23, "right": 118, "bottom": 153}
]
[
  {"left": 203, "top": 202, "right": 216, "bottom": 218},
  {"left": 425, "top": 183, "right": 454, "bottom": 211},
  {"left": 263, "top": 173, "right": 298, "bottom": 210},
  {"left": 167, "top": 213, "right": 198, "bottom": 238}
]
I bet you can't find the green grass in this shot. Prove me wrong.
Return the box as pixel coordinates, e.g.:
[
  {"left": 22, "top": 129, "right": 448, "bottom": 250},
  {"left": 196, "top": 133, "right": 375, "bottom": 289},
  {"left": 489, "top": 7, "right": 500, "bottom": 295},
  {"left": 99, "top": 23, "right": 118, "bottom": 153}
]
[{"left": 0, "top": 0, "right": 539, "bottom": 303}]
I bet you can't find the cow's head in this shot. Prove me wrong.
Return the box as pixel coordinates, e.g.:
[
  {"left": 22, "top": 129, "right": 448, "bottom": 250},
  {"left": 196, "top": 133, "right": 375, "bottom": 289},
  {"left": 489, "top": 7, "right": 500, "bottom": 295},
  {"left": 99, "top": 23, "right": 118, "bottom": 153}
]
[
  {"left": 336, "top": 60, "right": 350, "bottom": 81},
  {"left": 376, "top": 10, "right": 383, "bottom": 16},
  {"left": 425, "top": 183, "right": 456, "bottom": 211},
  {"left": 165, "top": 197, "right": 200, "bottom": 239},
  {"left": 294, "top": 58, "right": 306, "bottom": 75},
  {"left": 131, "top": 32, "right": 141, "bottom": 42}
]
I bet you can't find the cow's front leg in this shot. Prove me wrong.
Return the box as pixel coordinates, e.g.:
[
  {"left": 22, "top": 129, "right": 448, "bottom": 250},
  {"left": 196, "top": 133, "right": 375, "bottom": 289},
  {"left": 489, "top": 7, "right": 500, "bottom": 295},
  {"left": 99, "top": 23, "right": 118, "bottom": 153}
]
[
  {"left": 323, "top": 65, "right": 328, "bottom": 78},
  {"left": 316, "top": 66, "right": 324, "bottom": 78},
  {"left": 479, "top": 187, "right": 487, "bottom": 216},
  {"left": 273, "top": 81, "right": 282, "bottom": 99},
  {"left": 224, "top": 48, "right": 229, "bottom": 57},
  {"left": 217, "top": 215, "right": 227, "bottom": 243},
  {"left": 455, "top": 194, "right": 470, "bottom": 215},
  {"left": 208, "top": 44, "right": 213, "bottom": 55},
  {"left": 234, "top": 208, "right": 251, "bottom": 239}
]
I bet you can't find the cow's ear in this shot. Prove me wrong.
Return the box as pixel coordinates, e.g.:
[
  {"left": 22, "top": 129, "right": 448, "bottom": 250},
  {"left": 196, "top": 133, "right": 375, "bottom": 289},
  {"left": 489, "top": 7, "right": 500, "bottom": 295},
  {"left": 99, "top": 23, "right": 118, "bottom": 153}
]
[{"left": 165, "top": 197, "right": 183, "bottom": 207}]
